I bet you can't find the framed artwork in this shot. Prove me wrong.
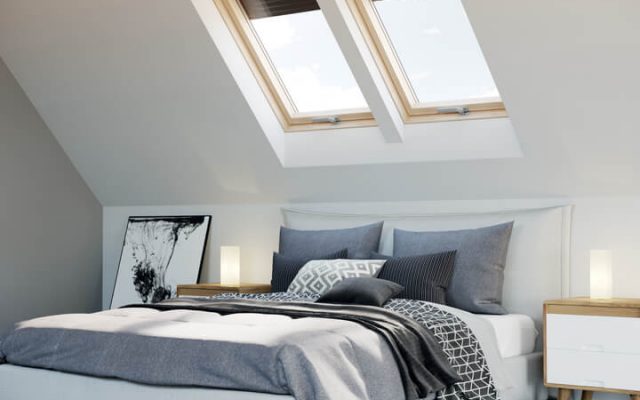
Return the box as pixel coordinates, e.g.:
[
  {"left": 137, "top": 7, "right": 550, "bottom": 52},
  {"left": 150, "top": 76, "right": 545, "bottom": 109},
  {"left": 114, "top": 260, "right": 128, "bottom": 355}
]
[{"left": 110, "top": 215, "right": 211, "bottom": 309}]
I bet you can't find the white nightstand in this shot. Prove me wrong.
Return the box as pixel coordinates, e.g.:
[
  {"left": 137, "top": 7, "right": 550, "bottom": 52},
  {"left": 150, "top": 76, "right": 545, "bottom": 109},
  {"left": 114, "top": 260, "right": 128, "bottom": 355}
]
[{"left": 544, "top": 298, "right": 640, "bottom": 400}]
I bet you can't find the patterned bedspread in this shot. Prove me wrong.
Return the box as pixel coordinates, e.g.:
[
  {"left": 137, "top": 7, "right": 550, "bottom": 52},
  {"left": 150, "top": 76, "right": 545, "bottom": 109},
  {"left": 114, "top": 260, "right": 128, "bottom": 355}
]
[{"left": 213, "top": 292, "right": 499, "bottom": 400}]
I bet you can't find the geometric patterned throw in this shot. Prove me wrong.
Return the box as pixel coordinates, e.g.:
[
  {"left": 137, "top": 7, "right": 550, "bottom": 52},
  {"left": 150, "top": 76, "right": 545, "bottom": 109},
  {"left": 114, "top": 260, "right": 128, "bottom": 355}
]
[
  {"left": 387, "top": 299, "right": 499, "bottom": 400},
  {"left": 287, "top": 259, "right": 385, "bottom": 296},
  {"left": 213, "top": 292, "right": 499, "bottom": 400}
]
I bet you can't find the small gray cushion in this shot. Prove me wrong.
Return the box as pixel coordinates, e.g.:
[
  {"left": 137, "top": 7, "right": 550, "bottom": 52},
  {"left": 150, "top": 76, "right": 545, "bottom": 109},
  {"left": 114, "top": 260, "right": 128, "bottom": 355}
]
[
  {"left": 279, "top": 222, "right": 383, "bottom": 259},
  {"left": 393, "top": 222, "right": 514, "bottom": 314},
  {"left": 317, "top": 277, "right": 404, "bottom": 307}
]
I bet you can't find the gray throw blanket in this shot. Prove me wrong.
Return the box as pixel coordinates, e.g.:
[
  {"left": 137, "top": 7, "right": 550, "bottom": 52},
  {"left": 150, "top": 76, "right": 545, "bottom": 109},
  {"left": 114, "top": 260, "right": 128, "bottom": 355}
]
[{"left": 127, "top": 298, "right": 460, "bottom": 399}]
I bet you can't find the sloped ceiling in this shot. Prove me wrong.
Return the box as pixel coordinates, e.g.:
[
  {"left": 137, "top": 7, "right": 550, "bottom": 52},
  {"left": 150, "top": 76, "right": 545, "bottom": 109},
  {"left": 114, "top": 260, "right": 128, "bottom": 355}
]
[{"left": 0, "top": 0, "right": 639, "bottom": 206}]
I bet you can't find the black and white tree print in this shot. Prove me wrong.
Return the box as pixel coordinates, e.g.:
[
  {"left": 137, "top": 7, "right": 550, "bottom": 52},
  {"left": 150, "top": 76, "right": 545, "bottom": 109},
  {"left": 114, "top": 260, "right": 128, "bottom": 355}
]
[{"left": 111, "top": 216, "right": 210, "bottom": 308}]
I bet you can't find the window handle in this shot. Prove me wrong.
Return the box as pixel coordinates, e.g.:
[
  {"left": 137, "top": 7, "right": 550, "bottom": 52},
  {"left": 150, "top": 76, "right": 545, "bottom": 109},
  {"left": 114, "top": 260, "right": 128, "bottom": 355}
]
[
  {"left": 436, "top": 106, "right": 469, "bottom": 116},
  {"left": 311, "top": 116, "right": 340, "bottom": 124}
]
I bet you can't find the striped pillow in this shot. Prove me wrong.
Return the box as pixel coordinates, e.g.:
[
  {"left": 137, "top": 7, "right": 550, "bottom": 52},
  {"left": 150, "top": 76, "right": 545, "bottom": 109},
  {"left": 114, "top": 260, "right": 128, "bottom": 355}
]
[{"left": 374, "top": 251, "right": 457, "bottom": 304}]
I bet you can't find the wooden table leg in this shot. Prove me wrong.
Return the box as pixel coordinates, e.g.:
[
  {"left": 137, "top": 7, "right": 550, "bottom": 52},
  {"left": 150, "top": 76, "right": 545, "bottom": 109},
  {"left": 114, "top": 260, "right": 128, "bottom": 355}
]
[
  {"left": 582, "top": 391, "right": 593, "bottom": 400},
  {"left": 558, "top": 388, "right": 572, "bottom": 400}
]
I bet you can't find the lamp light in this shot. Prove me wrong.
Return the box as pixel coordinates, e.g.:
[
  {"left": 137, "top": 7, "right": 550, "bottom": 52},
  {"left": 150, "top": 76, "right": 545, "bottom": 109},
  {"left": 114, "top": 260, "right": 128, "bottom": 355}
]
[
  {"left": 590, "top": 250, "right": 613, "bottom": 299},
  {"left": 220, "top": 246, "right": 240, "bottom": 286}
]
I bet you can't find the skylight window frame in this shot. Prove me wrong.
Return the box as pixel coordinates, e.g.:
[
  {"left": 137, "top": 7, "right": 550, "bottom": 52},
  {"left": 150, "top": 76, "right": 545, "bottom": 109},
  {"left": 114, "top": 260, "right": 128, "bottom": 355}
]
[
  {"left": 213, "top": 0, "right": 376, "bottom": 131},
  {"left": 346, "top": 0, "right": 508, "bottom": 123}
]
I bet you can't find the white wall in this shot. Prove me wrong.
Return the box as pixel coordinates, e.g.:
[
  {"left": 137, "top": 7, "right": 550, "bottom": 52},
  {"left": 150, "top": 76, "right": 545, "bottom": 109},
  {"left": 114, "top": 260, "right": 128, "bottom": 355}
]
[
  {"left": 103, "top": 196, "right": 640, "bottom": 307},
  {"left": 3, "top": 0, "right": 640, "bottom": 207},
  {"left": 0, "top": 57, "right": 103, "bottom": 333}
]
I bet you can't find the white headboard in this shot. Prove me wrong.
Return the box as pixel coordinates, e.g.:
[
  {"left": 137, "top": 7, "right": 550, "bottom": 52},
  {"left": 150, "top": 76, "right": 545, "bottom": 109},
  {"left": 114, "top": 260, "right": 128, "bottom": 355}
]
[{"left": 282, "top": 204, "right": 573, "bottom": 335}]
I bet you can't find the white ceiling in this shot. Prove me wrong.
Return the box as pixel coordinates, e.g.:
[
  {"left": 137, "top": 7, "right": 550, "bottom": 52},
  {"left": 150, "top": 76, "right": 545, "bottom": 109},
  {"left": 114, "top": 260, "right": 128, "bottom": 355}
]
[{"left": 0, "top": 0, "right": 639, "bottom": 206}]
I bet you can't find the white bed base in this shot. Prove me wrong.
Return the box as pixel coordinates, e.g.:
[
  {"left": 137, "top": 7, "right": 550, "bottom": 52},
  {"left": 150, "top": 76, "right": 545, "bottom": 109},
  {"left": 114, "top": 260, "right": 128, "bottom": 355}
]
[
  {"left": 0, "top": 356, "right": 545, "bottom": 400},
  {"left": 501, "top": 353, "right": 547, "bottom": 400},
  {"left": 0, "top": 364, "right": 294, "bottom": 400}
]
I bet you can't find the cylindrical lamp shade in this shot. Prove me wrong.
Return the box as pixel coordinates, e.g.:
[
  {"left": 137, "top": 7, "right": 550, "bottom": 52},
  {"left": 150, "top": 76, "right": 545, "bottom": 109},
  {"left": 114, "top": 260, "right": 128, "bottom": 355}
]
[
  {"left": 220, "top": 246, "right": 241, "bottom": 286},
  {"left": 590, "top": 250, "right": 613, "bottom": 299}
]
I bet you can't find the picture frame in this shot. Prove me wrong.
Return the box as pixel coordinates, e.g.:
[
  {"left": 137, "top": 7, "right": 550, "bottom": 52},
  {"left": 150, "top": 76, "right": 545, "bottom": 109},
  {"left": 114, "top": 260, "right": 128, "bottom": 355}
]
[{"left": 110, "top": 215, "right": 211, "bottom": 309}]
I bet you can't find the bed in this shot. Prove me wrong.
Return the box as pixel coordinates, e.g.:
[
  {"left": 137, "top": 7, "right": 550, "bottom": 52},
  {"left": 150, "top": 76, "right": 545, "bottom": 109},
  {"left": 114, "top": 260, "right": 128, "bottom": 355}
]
[{"left": 0, "top": 204, "right": 572, "bottom": 400}]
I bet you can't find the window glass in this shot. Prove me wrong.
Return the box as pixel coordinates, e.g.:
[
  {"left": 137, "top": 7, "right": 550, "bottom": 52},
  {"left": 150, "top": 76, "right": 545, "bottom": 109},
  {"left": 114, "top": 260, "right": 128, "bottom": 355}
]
[
  {"left": 374, "top": 0, "right": 500, "bottom": 106},
  {"left": 250, "top": 6, "right": 368, "bottom": 114}
]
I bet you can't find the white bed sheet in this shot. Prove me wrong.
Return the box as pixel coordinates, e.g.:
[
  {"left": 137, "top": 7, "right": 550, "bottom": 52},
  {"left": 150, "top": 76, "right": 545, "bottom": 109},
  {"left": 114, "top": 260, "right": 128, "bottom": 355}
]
[{"left": 478, "top": 314, "right": 538, "bottom": 358}]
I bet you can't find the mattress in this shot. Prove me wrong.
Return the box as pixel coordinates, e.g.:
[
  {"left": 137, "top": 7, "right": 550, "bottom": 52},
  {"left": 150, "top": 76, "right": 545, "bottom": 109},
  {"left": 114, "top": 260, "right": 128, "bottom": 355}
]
[{"left": 478, "top": 314, "right": 538, "bottom": 358}]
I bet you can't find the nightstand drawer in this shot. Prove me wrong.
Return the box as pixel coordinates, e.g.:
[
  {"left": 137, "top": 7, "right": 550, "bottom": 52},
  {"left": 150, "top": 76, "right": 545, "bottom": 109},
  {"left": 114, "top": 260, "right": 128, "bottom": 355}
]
[
  {"left": 547, "top": 348, "right": 640, "bottom": 391},
  {"left": 546, "top": 314, "right": 640, "bottom": 354}
]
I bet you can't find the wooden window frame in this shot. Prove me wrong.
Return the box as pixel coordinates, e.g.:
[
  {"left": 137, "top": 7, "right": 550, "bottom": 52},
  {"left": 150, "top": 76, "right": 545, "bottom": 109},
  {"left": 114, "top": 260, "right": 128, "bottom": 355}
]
[
  {"left": 346, "top": 0, "right": 507, "bottom": 123},
  {"left": 213, "top": 0, "right": 376, "bottom": 132}
]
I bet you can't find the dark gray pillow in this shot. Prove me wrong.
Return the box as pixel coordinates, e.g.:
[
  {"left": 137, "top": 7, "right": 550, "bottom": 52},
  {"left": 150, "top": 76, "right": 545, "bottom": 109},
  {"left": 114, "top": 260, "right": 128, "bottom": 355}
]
[
  {"left": 279, "top": 222, "right": 383, "bottom": 259},
  {"left": 316, "top": 277, "right": 404, "bottom": 307},
  {"left": 393, "top": 222, "right": 514, "bottom": 314},
  {"left": 271, "top": 248, "right": 348, "bottom": 292},
  {"left": 372, "top": 251, "right": 457, "bottom": 304}
]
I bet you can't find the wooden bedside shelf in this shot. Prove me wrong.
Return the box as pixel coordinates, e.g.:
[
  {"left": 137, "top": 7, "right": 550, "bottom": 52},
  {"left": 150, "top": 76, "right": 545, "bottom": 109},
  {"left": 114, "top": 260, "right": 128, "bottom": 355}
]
[
  {"left": 544, "top": 297, "right": 640, "bottom": 400},
  {"left": 177, "top": 283, "right": 271, "bottom": 297}
]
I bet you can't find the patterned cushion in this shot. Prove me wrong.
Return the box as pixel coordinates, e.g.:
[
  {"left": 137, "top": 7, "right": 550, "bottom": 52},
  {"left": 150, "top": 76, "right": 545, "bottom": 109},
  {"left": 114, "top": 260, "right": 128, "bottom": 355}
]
[
  {"left": 373, "top": 251, "right": 457, "bottom": 304},
  {"left": 270, "top": 249, "right": 348, "bottom": 292},
  {"left": 287, "top": 259, "right": 386, "bottom": 296}
]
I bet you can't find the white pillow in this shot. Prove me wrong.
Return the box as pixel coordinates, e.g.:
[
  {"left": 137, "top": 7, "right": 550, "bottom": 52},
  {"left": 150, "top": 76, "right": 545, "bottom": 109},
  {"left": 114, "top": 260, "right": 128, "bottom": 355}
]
[{"left": 287, "top": 259, "right": 386, "bottom": 296}]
